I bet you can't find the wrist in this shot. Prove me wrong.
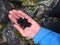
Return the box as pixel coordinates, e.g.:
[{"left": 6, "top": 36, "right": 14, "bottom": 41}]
[{"left": 33, "top": 25, "right": 42, "bottom": 38}]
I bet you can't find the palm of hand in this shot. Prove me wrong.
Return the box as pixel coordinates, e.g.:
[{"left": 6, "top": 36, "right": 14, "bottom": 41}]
[{"left": 9, "top": 10, "right": 41, "bottom": 38}]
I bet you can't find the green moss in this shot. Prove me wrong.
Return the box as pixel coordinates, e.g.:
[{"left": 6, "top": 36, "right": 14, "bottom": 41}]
[
  {"left": 34, "top": 18, "right": 38, "bottom": 21},
  {"left": 0, "top": 24, "right": 6, "bottom": 31}
]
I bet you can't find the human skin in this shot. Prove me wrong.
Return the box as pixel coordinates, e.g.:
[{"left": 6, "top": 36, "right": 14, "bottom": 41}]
[{"left": 8, "top": 10, "right": 41, "bottom": 38}]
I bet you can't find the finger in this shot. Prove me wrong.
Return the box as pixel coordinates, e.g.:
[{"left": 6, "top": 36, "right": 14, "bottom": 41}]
[
  {"left": 9, "top": 10, "right": 19, "bottom": 19},
  {"left": 17, "top": 10, "right": 35, "bottom": 23},
  {"left": 9, "top": 15, "right": 18, "bottom": 24},
  {"left": 12, "top": 10, "right": 24, "bottom": 19},
  {"left": 17, "top": 10, "right": 31, "bottom": 19},
  {"left": 13, "top": 10, "right": 35, "bottom": 24},
  {"left": 13, "top": 24, "right": 24, "bottom": 35}
]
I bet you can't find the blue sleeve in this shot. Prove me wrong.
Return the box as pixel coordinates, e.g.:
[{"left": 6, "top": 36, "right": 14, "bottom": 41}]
[{"left": 33, "top": 27, "right": 60, "bottom": 45}]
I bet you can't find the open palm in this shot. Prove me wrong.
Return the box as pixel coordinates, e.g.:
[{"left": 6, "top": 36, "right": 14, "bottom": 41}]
[{"left": 8, "top": 10, "right": 41, "bottom": 38}]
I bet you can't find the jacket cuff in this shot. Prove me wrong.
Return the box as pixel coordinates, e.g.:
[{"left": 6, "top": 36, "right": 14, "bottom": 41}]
[{"left": 33, "top": 27, "right": 52, "bottom": 44}]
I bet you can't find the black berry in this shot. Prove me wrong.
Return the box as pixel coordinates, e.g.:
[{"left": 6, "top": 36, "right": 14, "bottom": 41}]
[{"left": 17, "top": 18, "right": 32, "bottom": 29}]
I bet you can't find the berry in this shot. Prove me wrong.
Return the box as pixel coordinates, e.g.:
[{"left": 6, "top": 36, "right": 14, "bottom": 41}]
[{"left": 17, "top": 18, "right": 32, "bottom": 29}]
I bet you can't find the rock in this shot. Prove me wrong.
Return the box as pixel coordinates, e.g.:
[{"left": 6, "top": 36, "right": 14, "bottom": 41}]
[
  {"left": 2, "top": 22, "right": 20, "bottom": 45},
  {"left": 0, "top": 0, "right": 14, "bottom": 24}
]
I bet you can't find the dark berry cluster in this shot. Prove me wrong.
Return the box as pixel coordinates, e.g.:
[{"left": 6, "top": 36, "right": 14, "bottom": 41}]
[{"left": 17, "top": 18, "right": 32, "bottom": 29}]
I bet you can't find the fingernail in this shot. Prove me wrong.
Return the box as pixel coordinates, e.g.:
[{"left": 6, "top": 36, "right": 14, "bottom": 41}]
[
  {"left": 9, "top": 11, "right": 12, "bottom": 14},
  {"left": 13, "top": 10, "right": 17, "bottom": 12},
  {"left": 8, "top": 15, "right": 10, "bottom": 17},
  {"left": 13, "top": 10, "right": 15, "bottom": 11}
]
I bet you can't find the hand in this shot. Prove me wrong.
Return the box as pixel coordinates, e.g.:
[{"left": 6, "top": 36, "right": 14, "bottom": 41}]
[{"left": 8, "top": 10, "right": 41, "bottom": 38}]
